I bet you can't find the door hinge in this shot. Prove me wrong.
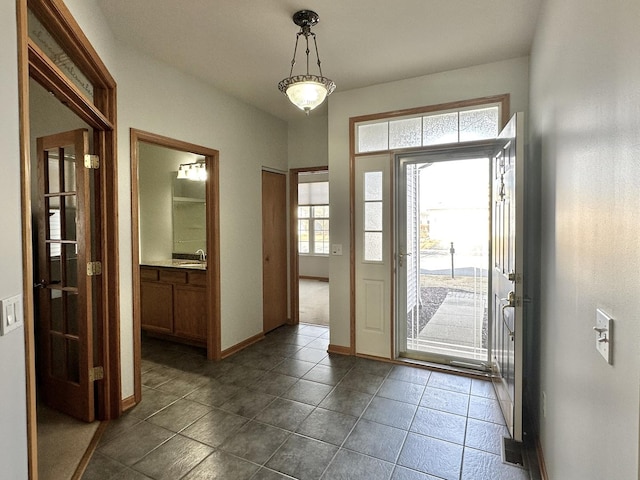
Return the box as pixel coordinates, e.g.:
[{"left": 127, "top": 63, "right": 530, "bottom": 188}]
[
  {"left": 87, "top": 261, "right": 102, "bottom": 276},
  {"left": 84, "top": 154, "right": 100, "bottom": 169},
  {"left": 89, "top": 366, "right": 104, "bottom": 382}
]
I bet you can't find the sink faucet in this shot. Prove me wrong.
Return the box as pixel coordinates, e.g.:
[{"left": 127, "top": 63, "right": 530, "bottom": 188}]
[{"left": 195, "top": 249, "right": 206, "bottom": 262}]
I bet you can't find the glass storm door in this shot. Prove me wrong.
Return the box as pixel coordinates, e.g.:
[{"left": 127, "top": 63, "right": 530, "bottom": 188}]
[
  {"left": 396, "top": 152, "right": 491, "bottom": 370},
  {"left": 36, "top": 129, "right": 96, "bottom": 422}
]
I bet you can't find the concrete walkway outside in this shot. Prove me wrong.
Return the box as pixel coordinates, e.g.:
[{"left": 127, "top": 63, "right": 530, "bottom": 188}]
[{"left": 415, "top": 291, "right": 486, "bottom": 359}]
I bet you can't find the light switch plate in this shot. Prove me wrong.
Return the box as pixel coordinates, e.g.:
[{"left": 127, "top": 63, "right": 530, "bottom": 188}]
[
  {"left": 0, "top": 294, "right": 23, "bottom": 336},
  {"left": 595, "top": 308, "right": 612, "bottom": 364}
]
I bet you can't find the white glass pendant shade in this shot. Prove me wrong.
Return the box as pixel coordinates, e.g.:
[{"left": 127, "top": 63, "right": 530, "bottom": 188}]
[
  {"left": 278, "top": 10, "right": 335, "bottom": 115},
  {"left": 286, "top": 80, "right": 328, "bottom": 113}
]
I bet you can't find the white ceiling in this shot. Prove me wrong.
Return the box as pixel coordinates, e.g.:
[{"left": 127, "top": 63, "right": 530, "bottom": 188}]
[{"left": 95, "top": 0, "right": 542, "bottom": 122}]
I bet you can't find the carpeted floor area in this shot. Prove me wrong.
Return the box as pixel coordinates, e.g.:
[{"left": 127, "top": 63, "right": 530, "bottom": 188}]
[
  {"left": 299, "top": 279, "right": 329, "bottom": 326},
  {"left": 37, "top": 404, "right": 100, "bottom": 480}
]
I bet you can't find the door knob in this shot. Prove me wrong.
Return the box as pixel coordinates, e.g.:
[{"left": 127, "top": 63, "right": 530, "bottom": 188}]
[{"left": 398, "top": 251, "right": 412, "bottom": 267}]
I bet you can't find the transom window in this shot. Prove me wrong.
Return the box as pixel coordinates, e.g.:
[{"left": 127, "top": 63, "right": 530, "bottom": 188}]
[{"left": 356, "top": 104, "right": 500, "bottom": 153}]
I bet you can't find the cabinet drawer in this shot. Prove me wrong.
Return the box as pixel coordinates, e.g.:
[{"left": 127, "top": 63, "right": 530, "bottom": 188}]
[
  {"left": 188, "top": 271, "right": 207, "bottom": 286},
  {"left": 159, "top": 269, "right": 187, "bottom": 284},
  {"left": 140, "top": 267, "right": 159, "bottom": 281}
]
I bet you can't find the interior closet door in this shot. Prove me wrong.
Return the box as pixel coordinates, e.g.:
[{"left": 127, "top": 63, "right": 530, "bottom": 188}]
[{"left": 262, "top": 170, "right": 288, "bottom": 332}]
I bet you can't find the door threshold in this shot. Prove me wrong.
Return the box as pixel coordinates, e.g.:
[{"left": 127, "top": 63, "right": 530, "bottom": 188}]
[{"left": 396, "top": 356, "right": 493, "bottom": 379}]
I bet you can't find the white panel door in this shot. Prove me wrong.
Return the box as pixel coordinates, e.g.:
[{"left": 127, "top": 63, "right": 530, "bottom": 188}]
[
  {"left": 355, "top": 154, "right": 392, "bottom": 358},
  {"left": 490, "top": 113, "right": 525, "bottom": 441}
]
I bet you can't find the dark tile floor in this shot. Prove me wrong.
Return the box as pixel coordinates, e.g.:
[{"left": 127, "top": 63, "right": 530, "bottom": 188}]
[{"left": 82, "top": 324, "right": 531, "bottom": 480}]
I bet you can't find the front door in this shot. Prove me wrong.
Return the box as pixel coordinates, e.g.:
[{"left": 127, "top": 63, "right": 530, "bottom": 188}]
[
  {"left": 36, "top": 129, "right": 96, "bottom": 422},
  {"left": 490, "top": 113, "right": 525, "bottom": 441},
  {"left": 262, "top": 170, "right": 288, "bottom": 332}
]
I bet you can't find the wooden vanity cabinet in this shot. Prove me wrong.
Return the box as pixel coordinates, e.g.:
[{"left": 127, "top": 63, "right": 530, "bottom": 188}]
[{"left": 140, "top": 266, "right": 207, "bottom": 344}]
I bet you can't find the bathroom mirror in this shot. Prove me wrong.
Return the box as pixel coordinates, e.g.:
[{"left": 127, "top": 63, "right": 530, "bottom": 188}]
[
  {"left": 172, "top": 176, "right": 206, "bottom": 255},
  {"left": 138, "top": 141, "right": 206, "bottom": 262}
]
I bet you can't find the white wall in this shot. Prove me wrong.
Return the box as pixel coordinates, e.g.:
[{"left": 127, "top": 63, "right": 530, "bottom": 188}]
[
  {"left": 0, "top": 0, "right": 28, "bottom": 477},
  {"left": 327, "top": 56, "right": 530, "bottom": 350},
  {"left": 62, "top": 0, "right": 288, "bottom": 398},
  {"left": 288, "top": 114, "right": 328, "bottom": 170},
  {"left": 530, "top": 0, "right": 640, "bottom": 478}
]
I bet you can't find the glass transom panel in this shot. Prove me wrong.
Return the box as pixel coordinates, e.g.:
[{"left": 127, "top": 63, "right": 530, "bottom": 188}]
[
  {"left": 356, "top": 105, "right": 500, "bottom": 153},
  {"left": 389, "top": 117, "right": 422, "bottom": 149},
  {"left": 28, "top": 9, "right": 94, "bottom": 100}
]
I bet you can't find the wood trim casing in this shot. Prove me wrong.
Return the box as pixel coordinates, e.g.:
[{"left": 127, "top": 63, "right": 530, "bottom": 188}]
[
  {"left": 19, "top": 1, "right": 120, "bottom": 477},
  {"left": 348, "top": 94, "right": 510, "bottom": 360},
  {"left": 289, "top": 169, "right": 299, "bottom": 325},
  {"left": 221, "top": 332, "right": 265, "bottom": 359},
  {"left": 327, "top": 344, "right": 352, "bottom": 356},
  {"left": 130, "top": 129, "right": 222, "bottom": 407},
  {"left": 16, "top": 2, "right": 37, "bottom": 477}
]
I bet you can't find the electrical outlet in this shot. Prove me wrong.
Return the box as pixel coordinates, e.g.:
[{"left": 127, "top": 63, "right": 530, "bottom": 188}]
[
  {"left": 331, "top": 244, "right": 343, "bottom": 255},
  {"left": 542, "top": 391, "right": 547, "bottom": 418},
  {"left": 0, "top": 294, "right": 23, "bottom": 336}
]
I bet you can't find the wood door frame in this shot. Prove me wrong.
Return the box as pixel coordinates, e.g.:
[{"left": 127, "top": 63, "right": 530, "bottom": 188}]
[
  {"left": 289, "top": 166, "right": 329, "bottom": 325},
  {"left": 348, "top": 94, "right": 511, "bottom": 358},
  {"left": 130, "top": 129, "right": 221, "bottom": 405},
  {"left": 17, "top": 0, "right": 120, "bottom": 477}
]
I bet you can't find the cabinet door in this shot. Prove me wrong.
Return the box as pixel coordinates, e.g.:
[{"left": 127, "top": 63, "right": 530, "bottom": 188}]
[
  {"left": 174, "top": 285, "right": 207, "bottom": 341},
  {"left": 141, "top": 282, "right": 173, "bottom": 333}
]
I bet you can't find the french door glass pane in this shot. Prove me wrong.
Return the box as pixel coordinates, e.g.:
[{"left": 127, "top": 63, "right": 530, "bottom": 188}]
[
  {"left": 50, "top": 290, "right": 64, "bottom": 332},
  {"left": 63, "top": 148, "right": 77, "bottom": 192},
  {"left": 47, "top": 152, "right": 60, "bottom": 193}
]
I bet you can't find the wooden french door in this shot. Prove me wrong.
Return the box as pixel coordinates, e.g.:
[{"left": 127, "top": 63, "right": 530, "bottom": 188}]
[
  {"left": 36, "top": 129, "right": 96, "bottom": 423},
  {"left": 490, "top": 113, "right": 525, "bottom": 441},
  {"left": 262, "top": 170, "right": 288, "bottom": 332}
]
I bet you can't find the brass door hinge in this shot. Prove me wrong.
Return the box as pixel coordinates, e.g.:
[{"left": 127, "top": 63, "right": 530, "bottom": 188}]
[
  {"left": 87, "top": 261, "right": 102, "bottom": 276},
  {"left": 90, "top": 366, "right": 104, "bottom": 382},
  {"left": 84, "top": 154, "right": 100, "bottom": 169}
]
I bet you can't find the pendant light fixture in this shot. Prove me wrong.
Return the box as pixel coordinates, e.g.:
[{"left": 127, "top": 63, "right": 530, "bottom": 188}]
[{"left": 278, "top": 10, "right": 336, "bottom": 115}]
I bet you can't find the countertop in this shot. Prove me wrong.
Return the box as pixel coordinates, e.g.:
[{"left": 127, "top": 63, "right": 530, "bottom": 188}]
[{"left": 141, "top": 260, "right": 207, "bottom": 271}]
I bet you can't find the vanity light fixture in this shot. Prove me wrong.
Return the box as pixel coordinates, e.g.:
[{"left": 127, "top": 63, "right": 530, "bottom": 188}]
[
  {"left": 278, "top": 10, "right": 336, "bottom": 115},
  {"left": 177, "top": 162, "right": 207, "bottom": 181}
]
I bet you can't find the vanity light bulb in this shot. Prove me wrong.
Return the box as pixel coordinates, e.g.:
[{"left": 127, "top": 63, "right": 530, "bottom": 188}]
[{"left": 197, "top": 165, "right": 207, "bottom": 181}]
